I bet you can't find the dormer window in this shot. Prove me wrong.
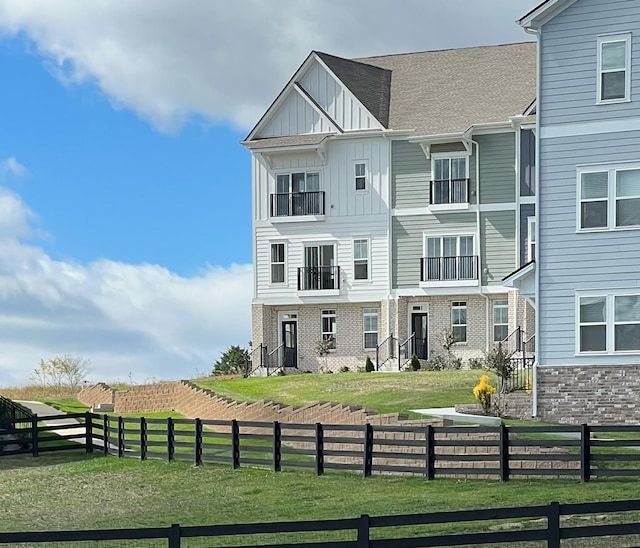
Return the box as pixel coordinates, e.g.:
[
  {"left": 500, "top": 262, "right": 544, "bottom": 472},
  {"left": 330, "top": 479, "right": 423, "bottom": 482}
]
[{"left": 598, "top": 34, "right": 631, "bottom": 103}]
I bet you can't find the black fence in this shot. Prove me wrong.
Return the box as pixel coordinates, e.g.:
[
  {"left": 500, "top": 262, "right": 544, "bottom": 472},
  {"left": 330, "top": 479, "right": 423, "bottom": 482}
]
[
  {"left": 270, "top": 191, "right": 325, "bottom": 217},
  {"left": 0, "top": 395, "right": 32, "bottom": 431},
  {"left": 297, "top": 265, "right": 341, "bottom": 290},
  {"left": 2, "top": 499, "right": 640, "bottom": 547}
]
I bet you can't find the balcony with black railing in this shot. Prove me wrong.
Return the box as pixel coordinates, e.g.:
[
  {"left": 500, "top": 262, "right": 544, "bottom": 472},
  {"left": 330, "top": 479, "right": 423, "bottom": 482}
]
[
  {"left": 420, "top": 256, "right": 479, "bottom": 283},
  {"left": 270, "top": 191, "right": 325, "bottom": 218},
  {"left": 297, "top": 266, "right": 341, "bottom": 291},
  {"left": 429, "top": 179, "right": 470, "bottom": 206}
]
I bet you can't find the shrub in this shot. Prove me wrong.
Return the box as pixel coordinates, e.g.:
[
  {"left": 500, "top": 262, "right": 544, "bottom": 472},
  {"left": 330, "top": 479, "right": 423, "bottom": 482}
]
[
  {"left": 339, "top": 366, "right": 350, "bottom": 373},
  {"left": 484, "top": 345, "right": 513, "bottom": 391},
  {"left": 473, "top": 375, "right": 496, "bottom": 415},
  {"left": 409, "top": 354, "right": 421, "bottom": 371},
  {"left": 468, "top": 358, "right": 484, "bottom": 370},
  {"left": 364, "top": 356, "right": 375, "bottom": 373}
]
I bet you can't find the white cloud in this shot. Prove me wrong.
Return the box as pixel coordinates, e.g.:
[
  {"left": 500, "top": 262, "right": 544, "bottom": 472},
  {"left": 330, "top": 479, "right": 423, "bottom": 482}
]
[
  {"left": 0, "top": 0, "right": 537, "bottom": 131},
  {"left": 0, "top": 187, "right": 253, "bottom": 386},
  {"left": 1, "top": 156, "right": 27, "bottom": 178}
]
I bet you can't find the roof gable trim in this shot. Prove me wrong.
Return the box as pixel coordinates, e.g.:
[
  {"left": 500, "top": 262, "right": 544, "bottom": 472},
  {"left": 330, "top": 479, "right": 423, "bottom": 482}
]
[{"left": 519, "top": 0, "right": 580, "bottom": 29}]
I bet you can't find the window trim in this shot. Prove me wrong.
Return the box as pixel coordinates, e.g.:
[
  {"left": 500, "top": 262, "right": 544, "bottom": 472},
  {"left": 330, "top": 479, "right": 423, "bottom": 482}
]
[
  {"left": 423, "top": 233, "right": 475, "bottom": 258},
  {"left": 451, "top": 301, "right": 468, "bottom": 344},
  {"left": 354, "top": 160, "right": 369, "bottom": 192},
  {"left": 274, "top": 170, "right": 322, "bottom": 194},
  {"left": 269, "top": 241, "right": 287, "bottom": 285},
  {"left": 353, "top": 237, "right": 370, "bottom": 282},
  {"left": 596, "top": 33, "right": 632, "bottom": 105},
  {"left": 363, "top": 308, "right": 379, "bottom": 350},
  {"left": 575, "top": 290, "right": 640, "bottom": 355},
  {"left": 321, "top": 309, "right": 337, "bottom": 350},
  {"left": 527, "top": 217, "right": 536, "bottom": 262},
  {"left": 431, "top": 151, "right": 470, "bottom": 181},
  {"left": 577, "top": 163, "right": 640, "bottom": 232},
  {"left": 493, "top": 300, "right": 509, "bottom": 343}
]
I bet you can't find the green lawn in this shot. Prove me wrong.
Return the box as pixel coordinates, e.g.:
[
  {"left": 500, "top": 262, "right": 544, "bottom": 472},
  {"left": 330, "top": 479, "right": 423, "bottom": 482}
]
[
  {"left": 1, "top": 452, "right": 640, "bottom": 546},
  {"left": 194, "top": 370, "right": 496, "bottom": 415}
]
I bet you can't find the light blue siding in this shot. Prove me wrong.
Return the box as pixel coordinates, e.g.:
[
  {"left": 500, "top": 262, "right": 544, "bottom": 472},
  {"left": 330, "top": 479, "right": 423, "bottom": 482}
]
[
  {"left": 540, "top": 0, "right": 640, "bottom": 127},
  {"left": 538, "top": 131, "right": 640, "bottom": 366}
]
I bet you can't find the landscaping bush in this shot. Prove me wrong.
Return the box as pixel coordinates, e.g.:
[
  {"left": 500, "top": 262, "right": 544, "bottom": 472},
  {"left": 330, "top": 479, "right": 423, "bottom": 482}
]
[
  {"left": 473, "top": 375, "right": 496, "bottom": 415},
  {"left": 364, "top": 356, "right": 375, "bottom": 373},
  {"left": 409, "top": 354, "right": 421, "bottom": 371}
]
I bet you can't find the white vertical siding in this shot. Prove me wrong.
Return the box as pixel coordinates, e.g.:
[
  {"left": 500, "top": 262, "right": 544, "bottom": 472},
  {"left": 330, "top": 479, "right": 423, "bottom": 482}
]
[{"left": 259, "top": 91, "right": 336, "bottom": 138}]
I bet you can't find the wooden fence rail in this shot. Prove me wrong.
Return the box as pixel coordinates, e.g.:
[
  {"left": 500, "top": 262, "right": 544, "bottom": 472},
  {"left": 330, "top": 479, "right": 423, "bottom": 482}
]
[
  {"left": 2, "top": 499, "right": 640, "bottom": 546},
  {"left": 5, "top": 413, "right": 640, "bottom": 481}
]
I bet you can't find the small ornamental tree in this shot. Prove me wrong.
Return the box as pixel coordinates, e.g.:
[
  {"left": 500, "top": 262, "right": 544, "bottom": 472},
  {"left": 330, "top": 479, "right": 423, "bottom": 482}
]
[
  {"left": 212, "top": 346, "right": 250, "bottom": 376},
  {"left": 364, "top": 355, "right": 375, "bottom": 372},
  {"left": 473, "top": 375, "right": 496, "bottom": 415}
]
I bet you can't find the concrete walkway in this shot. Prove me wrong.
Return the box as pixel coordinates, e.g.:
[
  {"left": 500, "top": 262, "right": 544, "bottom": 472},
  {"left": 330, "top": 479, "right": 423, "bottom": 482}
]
[{"left": 411, "top": 406, "right": 502, "bottom": 426}]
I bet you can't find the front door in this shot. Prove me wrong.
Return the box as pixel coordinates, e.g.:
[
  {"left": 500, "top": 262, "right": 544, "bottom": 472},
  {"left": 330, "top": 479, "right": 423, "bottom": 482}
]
[
  {"left": 281, "top": 321, "right": 298, "bottom": 367},
  {"left": 411, "top": 313, "right": 429, "bottom": 360}
]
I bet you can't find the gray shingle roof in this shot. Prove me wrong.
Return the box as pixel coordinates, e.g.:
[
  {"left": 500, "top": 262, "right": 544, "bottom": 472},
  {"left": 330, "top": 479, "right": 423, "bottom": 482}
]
[
  {"left": 356, "top": 42, "right": 536, "bottom": 136},
  {"left": 315, "top": 52, "right": 391, "bottom": 128}
]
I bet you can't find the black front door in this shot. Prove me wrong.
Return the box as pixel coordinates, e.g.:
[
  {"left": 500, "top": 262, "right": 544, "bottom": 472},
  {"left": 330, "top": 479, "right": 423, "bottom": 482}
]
[
  {"left": 411, "top": 313, "right": 429, "bottom": 360},
  {"left": 282, "top": 321, "right": 298, "bottom": 367}
]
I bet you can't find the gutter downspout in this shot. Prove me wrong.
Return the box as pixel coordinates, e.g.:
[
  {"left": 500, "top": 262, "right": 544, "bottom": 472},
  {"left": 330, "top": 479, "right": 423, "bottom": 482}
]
[
  {"left": 472, "top": 137, "right": 491, "bottom": 352},
  {"left": 525, "top": 24, "right": 540, "bottom": 419}
]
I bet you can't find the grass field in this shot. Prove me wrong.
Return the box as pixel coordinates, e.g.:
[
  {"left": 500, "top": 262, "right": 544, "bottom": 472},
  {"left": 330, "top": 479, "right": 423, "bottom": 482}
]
[
  {"left": 1, "top": 452, "right": 640, "bottom": 546},
  {"left": 193, "top": 370, "right": 496, "bottom": 415}
]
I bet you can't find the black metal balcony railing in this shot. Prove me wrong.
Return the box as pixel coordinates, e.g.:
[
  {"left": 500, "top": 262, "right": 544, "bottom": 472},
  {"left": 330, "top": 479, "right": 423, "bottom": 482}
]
[
  {"left": 270, "top": 191, "right": 325, "bottom": 217},
  {"left": 297, "top": 266, "right": 340, "bottom": 291},
  {"left": 420, "top": 256, "right": 479, "bottom": 282},
  {"left": 430, "top": 179, "right": 470, "bottom": 205}
]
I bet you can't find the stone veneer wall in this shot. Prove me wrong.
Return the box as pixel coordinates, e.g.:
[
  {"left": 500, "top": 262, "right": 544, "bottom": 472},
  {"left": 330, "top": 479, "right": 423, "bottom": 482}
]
[{"left": 537, "top": 365, "right": 640, "bottom": 425}]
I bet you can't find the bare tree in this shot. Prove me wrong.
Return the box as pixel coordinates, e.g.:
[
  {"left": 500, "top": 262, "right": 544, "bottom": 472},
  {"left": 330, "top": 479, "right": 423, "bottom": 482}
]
[{"left": 30, "top": 355, "right": 92, "bottom": 394}]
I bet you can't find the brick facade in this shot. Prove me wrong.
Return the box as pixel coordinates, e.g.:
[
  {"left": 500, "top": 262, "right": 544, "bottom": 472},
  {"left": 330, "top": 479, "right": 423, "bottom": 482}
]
[{"left": 537, "top": 365, "right": 640, "bottom": 425}]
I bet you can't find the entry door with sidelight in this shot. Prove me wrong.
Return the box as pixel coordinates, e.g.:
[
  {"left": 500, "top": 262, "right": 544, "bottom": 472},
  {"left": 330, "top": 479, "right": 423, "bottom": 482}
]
[
  {"left": 411, "top": 313, "right": 429, "bottom": 360},
  {"left": 281, "top": 320, "right": 298, "bottom": 367}
]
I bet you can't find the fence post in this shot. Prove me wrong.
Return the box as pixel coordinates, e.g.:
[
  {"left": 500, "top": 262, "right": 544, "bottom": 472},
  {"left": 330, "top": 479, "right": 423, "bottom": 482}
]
[
  {"left": 103, "top": 415, "right": 109, "bottom": 456},
  {"left": 356, "top": 514, "right": 370, "bottom": 548},
  {"left": 167, "top": 417, "right": 175, "bottom": 462},
  {"left": 363, "top": 423, "right": 373, "bottom": 478},
  {"left": 273, "top": 421, "right": 282, "bottom": 472},
  {"left": 425, "top": 425, "right": 434, "bottom": 480},
  {"left": 85, "top": 411, "right": 93, "bottom": 454},
  {"left": 168, "top": 523, "right": 181, "bottom": 548},
  {"left": 580, "top": 423, "right": 591, "bottom": 483},
  {"left": 31, "top": 414, "right": 39, "bottom": 457},
  {"left": 140, "top": 417, "right": 147, "bottom": 461},
  {"left": 547, "top": 501, "right": 561, "bottom": 548},
  {"left": 499, "top": 423, "right": 509, "bottom": 482},
  {"left": 231, "top": 419, "right": 240, "bottom": 469},
  {"left": 315, "top": 422, "right": 324, "bottom": 476},
  {"left": 117, "top": 416, "right": 125, "bottom": 458},
  {"left": 194, "top": 418, "right": 203, "bottom": 466}
]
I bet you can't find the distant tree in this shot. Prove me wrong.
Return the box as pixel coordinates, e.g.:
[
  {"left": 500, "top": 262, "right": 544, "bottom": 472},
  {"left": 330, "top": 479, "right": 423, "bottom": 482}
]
[
  {"left": 213, "top": 346, "right": 250, "bottom": 376},
  {"left": 30, "top": 355, "right": 92, "bottom": 394}
]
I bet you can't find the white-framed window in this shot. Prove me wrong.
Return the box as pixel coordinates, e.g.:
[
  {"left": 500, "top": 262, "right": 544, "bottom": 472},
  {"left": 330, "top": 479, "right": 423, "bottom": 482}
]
[
  {"left": 321, "top": 309, "right": 337, "bottom": 349},
  {"left": 353, "top": 239, "right": 369, "bottom": 281},
  {"left": 273, "top": 171, "right": 322, "bottom": 217},
  {"left": 431, "top": 154, "right": 469, "bottom": 205},
  {"left": 577, "top": 292, "right": 640, "bottom": 354},
  {"left": 528, "top": 217, "right": 536, "bottom": 262},
  {"left": 270, "top": 243, "right": 286, "bottom": 284},
  {"left": 597, "top": 33, "right": 631, "bottom": 103},
  {"left": 354, "top": 161, "right": 368, "bottom": 191},
  {"left": 451, "top": 301, "right": 467, "bottom": 343},
  {"left": 425, "top": 235, "right": 476, "bottom": 281},
  {"left": 493, "top": 300, "right": 509, "bottom": 342},
  {"left": 578, "top": 165, "right": 640, "bottom": 231},
  {"left": 276, "top": 171, "right": 320, "bottom": 194},
  {"left": 363, "top": 308, "right": 379, "bottom": 350}
]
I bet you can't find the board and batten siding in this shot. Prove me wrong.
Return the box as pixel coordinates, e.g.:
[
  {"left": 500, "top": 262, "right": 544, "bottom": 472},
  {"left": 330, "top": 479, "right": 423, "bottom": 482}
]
[
  {"left": 392, "top": 213, "right": 476, "bottom": 289},
  {"left": 538, "top": 131, "right": 640, "bottom": 366},
  {"left": 480, "top": 211, "right": 516, "bottom": 286},
  {"left": 520, "top": 204, "right": 536, "bottom": 267},
  {"left": 540, "top": 0, "right": 640, "bottom": 127},
  {"left": 255, "top": 217, "right": 389, "bottom": 302},
  {"left": 476, "top": 133, "right": 516, "bottom": 204},
  {"left": 253, "top": 137, "right": 390, "bottom": 222},
  {"left": 258, "top": 91, "right": 337, "bottom": 138}
]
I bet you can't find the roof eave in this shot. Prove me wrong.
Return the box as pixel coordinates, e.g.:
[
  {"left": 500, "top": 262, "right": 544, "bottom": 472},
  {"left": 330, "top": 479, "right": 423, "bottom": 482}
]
[{"left": 518, "top": 0, "right": 579, "bottom": 29}]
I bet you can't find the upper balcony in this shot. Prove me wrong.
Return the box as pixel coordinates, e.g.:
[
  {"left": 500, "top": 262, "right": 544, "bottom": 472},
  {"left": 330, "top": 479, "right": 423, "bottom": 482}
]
[
  {"left": 269, "top": 191, "right": 325, "bottom": 223},
  {"left": 297, "top": 266, "right": 341, "bottom": 295},
  {"left": 420, "top": 256, "right": 479, "bottom": 288},
  {"left": 429, "top": 179, "right": 470, "bottom": 212}
]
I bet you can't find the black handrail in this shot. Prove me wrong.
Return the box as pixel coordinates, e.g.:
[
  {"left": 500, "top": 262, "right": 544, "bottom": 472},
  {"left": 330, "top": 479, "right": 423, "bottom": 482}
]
[
  {"left": 270, "top": 191, "right": 325, "bottom": 217},
  {"left": 0, "top": 395, "right": 33, "bottom": 432},
  {"left": 421, "top": 256, "right": 479, "bottom": 281},
  {"left": 297, "top": 266, "right": 340, "bottom": 290},
  {"left": 430, "top": 178, "right": 470, "bottom": 205}
]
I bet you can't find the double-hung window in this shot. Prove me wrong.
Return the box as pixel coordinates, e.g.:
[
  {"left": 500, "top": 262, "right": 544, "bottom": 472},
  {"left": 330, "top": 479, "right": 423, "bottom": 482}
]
[
  {"left": 355, "top": 161, "right": 367, "bottom": 191},
  {"left": 578, "top": 293, "right": 640, "bottom": 353},
  {"left": 579, "top": 166, "right": 640, "bottom": 230},
  {"left": 363, "top": 308, "right": 379, "bottom": 350},
  {"left": 598, "top": 34, "right": 631, "bottom": 103},
  {"left": 274, "top": 171, "right": 322, "bottom": 216},
  {"left": 321, "top": 309, "right": 337, "bottom": 349},
  {"left": 451, "top": 301, "right": 467, "bottom": 343},
  {"left": 353, "top": 239, "right": 369, "bottom": 281},
  {"left": 432, "top": 156, "right": 469, "bottom": 204},
  {"left": 493, "top": 300, "right": 509, "bottom": 342},
  {"left": 270, "top": 243, "right": 285, "bottom": 284},
  {"left": 425, "top": 235, "right": 476, "bottom": 281}
]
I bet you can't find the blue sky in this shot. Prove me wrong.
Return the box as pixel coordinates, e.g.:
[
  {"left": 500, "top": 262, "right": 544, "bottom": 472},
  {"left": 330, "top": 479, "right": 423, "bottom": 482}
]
[{"left": 0, "top": 0, "right": 535, "bottom": 386}]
